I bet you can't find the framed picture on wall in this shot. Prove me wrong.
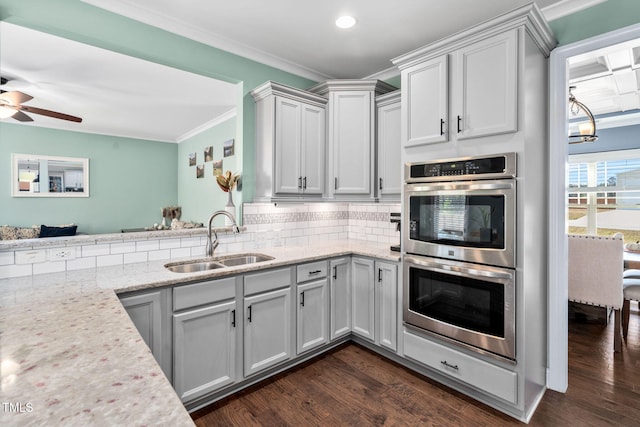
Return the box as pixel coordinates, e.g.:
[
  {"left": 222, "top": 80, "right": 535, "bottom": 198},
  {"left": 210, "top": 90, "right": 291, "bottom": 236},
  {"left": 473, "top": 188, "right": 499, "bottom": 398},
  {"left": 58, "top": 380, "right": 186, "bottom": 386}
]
[
  {"left": 213, "top": 159, "right": 222, "bottom": 176},
  {"left": 223, "top": 139, "right": 235, "bottom": 157},
  {"left": 196, "top": 164, "right": 204, "bottom": 178},
  {"left": 204, "top": 146, "right": 213, "bottom": 162},
  {"left": 189, "top": 152, "right": 196, "bottom": 166}
]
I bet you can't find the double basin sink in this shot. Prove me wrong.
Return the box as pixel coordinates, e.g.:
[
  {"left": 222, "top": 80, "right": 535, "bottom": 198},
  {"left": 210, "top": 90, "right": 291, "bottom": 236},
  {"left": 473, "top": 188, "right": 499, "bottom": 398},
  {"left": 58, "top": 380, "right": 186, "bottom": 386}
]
[{"left": 165, "top": 253, "right": 274, "bottom": 273}]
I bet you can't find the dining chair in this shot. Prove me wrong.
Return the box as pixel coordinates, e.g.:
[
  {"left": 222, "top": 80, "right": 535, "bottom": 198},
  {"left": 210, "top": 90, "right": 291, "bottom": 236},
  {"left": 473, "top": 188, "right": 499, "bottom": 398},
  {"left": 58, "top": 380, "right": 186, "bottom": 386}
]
[
  {"left": 568, "top": 234, "right": 624, "bottom": 352},
  {"left": 622, "top": 270, "right": 640, "bottom": 338}
]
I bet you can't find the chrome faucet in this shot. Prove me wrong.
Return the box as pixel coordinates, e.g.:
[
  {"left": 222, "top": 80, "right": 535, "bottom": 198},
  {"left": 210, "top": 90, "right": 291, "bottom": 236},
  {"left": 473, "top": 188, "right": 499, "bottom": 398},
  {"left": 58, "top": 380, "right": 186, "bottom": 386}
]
[{"left": 206, "top": 210, "right": 240, "bottom": 257}]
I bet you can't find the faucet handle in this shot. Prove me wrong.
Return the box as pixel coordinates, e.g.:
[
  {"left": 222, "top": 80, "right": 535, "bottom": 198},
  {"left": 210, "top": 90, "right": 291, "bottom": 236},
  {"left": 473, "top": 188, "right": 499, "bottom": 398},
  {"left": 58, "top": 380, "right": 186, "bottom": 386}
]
[{"left": 232, "top": 225, "right": 240, "bottom": 234}]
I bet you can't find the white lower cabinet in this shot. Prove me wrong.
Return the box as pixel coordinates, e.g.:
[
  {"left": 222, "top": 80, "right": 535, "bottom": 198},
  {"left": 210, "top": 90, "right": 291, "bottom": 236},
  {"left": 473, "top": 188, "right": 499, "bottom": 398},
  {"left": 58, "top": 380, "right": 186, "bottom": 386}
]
[
  {"left": 330, "top": 258, "right": 351, "bottom": 340},
  {"left": 173, "top": 300, "right": 236, "bottom": 403},
  {"left": 352, "top": 257, "right": 398, "bottom": 351},
  {"left": 120, "top": 290, "right": 171, "bottom": 379},
  {"left": 297, "top": 279, "right": 329, "bottom": 354},
  {"left": 351, "top": 257, "right": 376, "bottom": 341},
  {"left": 376, "top": 261, "right": 398, "bottom": 352},
  {"left": 243, "top": 268, "right": 293, "bottom": 377},
  {"left": 171, "top": 277, "right": 237, "bottom": 403},
  {"left": 403, "top": 330, "right": 517, "bottom": 404}
]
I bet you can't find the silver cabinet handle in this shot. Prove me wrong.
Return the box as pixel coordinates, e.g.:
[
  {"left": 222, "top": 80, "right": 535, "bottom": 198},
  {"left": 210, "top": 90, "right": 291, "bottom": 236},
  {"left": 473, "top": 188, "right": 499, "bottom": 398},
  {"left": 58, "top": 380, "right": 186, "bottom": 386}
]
[
  {"left": 333, "top": 266, "right": 337, "bottom": 280},
  {"left": 334, "top": 177, "right": 338, "bottom": 190},
  {"left": 300, "top": 291, "right": 305, "bottom": 307},
  {"left": 379, "top": 177, "right": 383, "bottom": 190},
  {"left": 303, "top": 176, "right": 307, "bottom": 189}
]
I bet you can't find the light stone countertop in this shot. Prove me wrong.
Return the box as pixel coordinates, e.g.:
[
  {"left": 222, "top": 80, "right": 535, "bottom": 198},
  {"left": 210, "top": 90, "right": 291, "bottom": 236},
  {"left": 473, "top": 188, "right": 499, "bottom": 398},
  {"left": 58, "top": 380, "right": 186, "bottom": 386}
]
[{"left": 0, "top": 240, "right": 400, "bottom": 426}]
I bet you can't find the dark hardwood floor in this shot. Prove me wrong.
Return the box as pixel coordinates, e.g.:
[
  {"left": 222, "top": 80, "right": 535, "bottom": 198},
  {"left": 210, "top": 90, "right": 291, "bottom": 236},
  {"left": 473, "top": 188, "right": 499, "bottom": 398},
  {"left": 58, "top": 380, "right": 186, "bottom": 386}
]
[{"left": 192, "top": 302, "right": 640, "bottom": 426}]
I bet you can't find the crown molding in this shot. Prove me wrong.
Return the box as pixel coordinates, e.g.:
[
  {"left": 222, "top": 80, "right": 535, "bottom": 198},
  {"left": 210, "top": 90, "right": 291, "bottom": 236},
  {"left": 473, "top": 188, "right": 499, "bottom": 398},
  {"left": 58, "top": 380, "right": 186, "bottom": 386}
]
[
  {"left": 307, "top": 79, "right": 398, "bottom": 96},
  {"left": 176, "top": 108, "right": 237, "bottom": 143},
  {"left": 541, "top": 0, "right": 608, "bottom": 22},
  {"left": 365, "top": 65, "right": 400, "bottom": 82}
]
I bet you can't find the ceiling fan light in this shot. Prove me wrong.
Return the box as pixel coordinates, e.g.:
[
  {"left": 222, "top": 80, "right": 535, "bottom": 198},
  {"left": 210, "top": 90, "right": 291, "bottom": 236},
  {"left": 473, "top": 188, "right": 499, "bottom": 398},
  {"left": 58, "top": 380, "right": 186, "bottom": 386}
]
[
  {"left": 335, "top": 15, "right": 357, "bottom": 29},
  {"left": 0, "top": 105, "right": 17, "bottom": 119}
]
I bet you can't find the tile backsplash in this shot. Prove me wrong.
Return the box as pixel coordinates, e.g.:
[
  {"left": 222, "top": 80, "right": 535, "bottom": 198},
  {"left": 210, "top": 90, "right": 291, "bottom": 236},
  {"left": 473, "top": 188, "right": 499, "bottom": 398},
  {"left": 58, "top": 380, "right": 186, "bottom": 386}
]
[{"left": 0, "top": 202, "right": 400, "bottom": 279}]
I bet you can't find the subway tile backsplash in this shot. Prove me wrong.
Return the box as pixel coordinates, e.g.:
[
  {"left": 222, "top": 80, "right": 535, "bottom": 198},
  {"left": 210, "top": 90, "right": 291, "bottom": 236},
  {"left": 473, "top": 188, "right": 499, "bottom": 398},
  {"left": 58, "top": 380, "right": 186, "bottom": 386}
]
[{"left": 0, "top": 202, "right": 400, "bottom": 278}]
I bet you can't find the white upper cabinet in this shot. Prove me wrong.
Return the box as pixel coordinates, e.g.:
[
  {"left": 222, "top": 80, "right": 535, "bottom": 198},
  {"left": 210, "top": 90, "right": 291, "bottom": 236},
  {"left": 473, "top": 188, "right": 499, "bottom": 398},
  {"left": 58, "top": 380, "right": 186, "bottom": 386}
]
[
  {"left": 308, "top": 80, "right": 397, "bottom": 200},
  {"left": 398, "top": 30, "right": 517, "bottom": 149},
  {"left": 402, "top": 55, "right": 449, "bottom": 147},
  {"left": 251, "top": 81, "right": 328, "bottom": 201},
  {"left": 274, "top": 97, "right": 325, "bottom": 195},
  {"left": 376, "top": 90, "right": 402, "bottom": 198},
  {"left": 454, "top": 30, "right": 517, "bottom": 140},
  {"left": 331, "top": 90, "right": 372, "bottom": 195}
]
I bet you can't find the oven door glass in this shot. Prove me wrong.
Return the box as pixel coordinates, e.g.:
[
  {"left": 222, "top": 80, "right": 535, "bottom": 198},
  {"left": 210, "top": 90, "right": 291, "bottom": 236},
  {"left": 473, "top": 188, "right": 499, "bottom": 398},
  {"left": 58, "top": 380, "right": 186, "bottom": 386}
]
[
  {"left": 408, "top": 266, "right": 505, "bottom": 338},
  {"left": 408, "top": 193, "right": 505, "bottom": 250}
]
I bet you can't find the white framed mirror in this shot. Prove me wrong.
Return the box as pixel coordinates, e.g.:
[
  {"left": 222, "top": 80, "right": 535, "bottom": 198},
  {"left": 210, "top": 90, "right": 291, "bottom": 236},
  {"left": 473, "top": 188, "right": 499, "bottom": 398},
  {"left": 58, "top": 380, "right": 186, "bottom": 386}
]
[{"left": 11, "top": 153, "right": 89, "bottom": 197}]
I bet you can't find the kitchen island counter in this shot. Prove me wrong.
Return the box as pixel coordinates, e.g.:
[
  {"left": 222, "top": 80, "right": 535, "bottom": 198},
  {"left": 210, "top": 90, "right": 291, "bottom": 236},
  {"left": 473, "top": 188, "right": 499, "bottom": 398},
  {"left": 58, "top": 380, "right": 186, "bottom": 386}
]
[{"left": 0, "top": 240, "right": 399, "bottom": 426}]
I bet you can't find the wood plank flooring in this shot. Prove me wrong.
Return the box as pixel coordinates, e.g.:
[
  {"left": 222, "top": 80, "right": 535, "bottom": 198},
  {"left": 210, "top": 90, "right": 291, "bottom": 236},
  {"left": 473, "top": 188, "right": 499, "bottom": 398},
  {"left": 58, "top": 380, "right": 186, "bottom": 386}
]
[{"left": 192, "top": 302, "right": 640, "bottom": 426}]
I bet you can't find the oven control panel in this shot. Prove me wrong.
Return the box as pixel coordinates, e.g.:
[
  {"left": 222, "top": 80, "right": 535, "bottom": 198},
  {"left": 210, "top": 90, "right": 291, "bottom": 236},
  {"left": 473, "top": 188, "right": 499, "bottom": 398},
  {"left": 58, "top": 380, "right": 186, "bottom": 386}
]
[{"left": 406, "top": 152, "right": 516, "bottom": 182}]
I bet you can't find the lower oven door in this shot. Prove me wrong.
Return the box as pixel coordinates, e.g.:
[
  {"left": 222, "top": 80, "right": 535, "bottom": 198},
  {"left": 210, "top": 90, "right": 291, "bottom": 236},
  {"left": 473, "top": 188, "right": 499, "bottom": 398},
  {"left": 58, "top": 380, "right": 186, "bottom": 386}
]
[{"left": 403, "top": 255, "right": 516, "bottom": 360}]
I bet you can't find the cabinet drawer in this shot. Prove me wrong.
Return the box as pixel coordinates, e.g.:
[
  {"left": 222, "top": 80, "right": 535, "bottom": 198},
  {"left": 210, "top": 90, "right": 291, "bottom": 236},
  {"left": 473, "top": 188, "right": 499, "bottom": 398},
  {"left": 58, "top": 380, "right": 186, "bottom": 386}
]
[
  {"left": 296, "top": 261, "right": 327, "bottom": 283},
  {"left": 244, "top": 267, "right": 291, "bottom": 296},
  {"left": 173, "top": 277, "right": 236, "bottom": 311},
  {"left": 403, "top": 331, "right": 517, "bottom": 404}
]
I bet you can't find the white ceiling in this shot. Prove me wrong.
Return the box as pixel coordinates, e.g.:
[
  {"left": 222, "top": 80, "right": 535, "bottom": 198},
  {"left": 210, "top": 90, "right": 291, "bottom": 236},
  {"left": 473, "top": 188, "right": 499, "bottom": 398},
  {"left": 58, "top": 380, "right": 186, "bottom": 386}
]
[
  {"left": 0, "top": 0, "right": 616, "bottom": 142},
  {"left": 0, "top": 22, "right": 237, "bottom": 143}
]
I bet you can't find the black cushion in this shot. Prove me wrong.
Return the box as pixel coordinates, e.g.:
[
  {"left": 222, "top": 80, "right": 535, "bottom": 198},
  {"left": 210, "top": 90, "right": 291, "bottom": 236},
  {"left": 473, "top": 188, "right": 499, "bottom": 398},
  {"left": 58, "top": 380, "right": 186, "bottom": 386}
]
[{"left": 39, "top": 224, "right": 78, "bottom": 238}]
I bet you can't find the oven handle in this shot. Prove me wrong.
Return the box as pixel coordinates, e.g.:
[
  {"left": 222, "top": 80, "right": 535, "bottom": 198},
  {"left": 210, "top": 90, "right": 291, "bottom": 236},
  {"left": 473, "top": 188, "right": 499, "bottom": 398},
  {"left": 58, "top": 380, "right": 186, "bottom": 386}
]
[
  {"left": 404, "top": 255, "right": 514, "bottom": 280},
  {"left": 407, "top": 181, "right": 514, "bottom": 192}
]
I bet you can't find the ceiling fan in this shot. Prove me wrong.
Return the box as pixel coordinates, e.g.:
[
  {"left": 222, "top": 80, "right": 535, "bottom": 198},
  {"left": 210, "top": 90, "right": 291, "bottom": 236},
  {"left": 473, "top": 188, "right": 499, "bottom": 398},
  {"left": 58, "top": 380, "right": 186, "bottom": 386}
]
[{"left": 0, "top": 77, "right": 82, "bottom": 123}]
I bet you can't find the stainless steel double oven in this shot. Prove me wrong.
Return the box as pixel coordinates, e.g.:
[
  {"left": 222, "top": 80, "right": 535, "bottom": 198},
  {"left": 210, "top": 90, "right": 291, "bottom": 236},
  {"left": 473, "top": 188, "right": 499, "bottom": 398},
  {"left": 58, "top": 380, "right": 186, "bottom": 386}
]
[{"left": 403, "top": 153, "right": 517, "bottom": 360}]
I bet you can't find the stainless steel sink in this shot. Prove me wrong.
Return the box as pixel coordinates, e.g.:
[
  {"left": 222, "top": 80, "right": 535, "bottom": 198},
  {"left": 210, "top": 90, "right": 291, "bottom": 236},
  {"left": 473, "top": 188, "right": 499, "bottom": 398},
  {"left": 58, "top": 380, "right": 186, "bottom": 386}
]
[
  {"left": 217, "top": 253, "right": 275, "bottom": 267},
  {"left": 165, "top": 253, "right": 274, "bottom": 272},
  {"left": 165, "top": 260, "right": 225, "bottom": 273}
]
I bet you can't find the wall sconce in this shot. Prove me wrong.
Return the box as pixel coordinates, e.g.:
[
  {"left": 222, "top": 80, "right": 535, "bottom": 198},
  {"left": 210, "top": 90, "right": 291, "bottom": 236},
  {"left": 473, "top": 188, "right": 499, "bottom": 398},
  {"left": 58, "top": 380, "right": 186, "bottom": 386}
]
[{"left": 568, "top": 85, "right": 598, "bottom": 144}]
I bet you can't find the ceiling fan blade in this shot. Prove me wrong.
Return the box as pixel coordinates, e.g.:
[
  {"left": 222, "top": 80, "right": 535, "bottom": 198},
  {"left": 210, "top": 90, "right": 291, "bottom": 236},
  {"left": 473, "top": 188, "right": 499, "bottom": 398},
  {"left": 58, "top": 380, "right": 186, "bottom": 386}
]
[
  {"left": 19, "top": 105, "right": 82, "bottom": 123},
  {"left": 11, "top": 110, "right": 34, "bottom": 122},
  {"left": 0, "top": 90, "right": 34, "bottom": 105}
]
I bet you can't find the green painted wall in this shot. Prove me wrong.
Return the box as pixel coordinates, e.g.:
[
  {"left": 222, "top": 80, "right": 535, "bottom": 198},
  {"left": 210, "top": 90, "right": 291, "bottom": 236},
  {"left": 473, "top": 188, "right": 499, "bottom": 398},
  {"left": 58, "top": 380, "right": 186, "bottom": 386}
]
[
  {"left": 549, "top": 0, "right": 640, "bottom": 46},
  {"left": 177, "top": 117, "right": 238, "bottom": 228},
  {"left": 0, "top": 0, "right": 316, "bottom": 234},
  {"left": 0, "top": 123, "right": 177, "bottom": 233}
]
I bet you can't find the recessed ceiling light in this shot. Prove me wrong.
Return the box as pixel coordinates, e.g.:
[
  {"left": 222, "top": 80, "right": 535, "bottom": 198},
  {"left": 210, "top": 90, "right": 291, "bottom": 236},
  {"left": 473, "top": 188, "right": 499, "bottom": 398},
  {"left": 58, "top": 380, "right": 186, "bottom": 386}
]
[{"left": 335, "top": 15, "right": 357, "bottom": 29}]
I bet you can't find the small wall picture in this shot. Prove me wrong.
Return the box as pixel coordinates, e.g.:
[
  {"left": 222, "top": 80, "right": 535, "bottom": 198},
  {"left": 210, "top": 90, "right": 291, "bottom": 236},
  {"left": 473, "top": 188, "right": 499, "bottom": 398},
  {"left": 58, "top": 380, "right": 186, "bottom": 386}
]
[
  {"left": 204, "top": 146, "right": 213, "bottom": 162},
  {"left": 223, "top": 139, "right": 235, "bottom": 157},
  {"left": 188, "top": 152, "right": 196, "bottom": 166},
  {"left": 196, "top": 164, "right": 204, "bottom": 179},
  {"left": 212, "top": 159, "right": 223, "bottom": 176}
]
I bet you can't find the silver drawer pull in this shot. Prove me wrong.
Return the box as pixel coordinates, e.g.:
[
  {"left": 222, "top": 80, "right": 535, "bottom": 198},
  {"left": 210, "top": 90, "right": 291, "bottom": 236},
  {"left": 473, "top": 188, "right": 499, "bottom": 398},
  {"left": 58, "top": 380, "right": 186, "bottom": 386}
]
[
  {"left": 309, "top": 270, "right": 322, "bottom": 275},
  {"left": 441, "top": 360, "right": 459, "bottom": 370}
]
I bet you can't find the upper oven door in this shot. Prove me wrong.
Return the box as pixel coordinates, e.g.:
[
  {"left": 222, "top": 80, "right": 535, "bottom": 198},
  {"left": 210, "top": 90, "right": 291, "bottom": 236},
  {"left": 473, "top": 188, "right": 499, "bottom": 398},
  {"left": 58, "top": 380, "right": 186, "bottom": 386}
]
[{"left": 404, "top": 179, "right": 515, "bottom": 268}]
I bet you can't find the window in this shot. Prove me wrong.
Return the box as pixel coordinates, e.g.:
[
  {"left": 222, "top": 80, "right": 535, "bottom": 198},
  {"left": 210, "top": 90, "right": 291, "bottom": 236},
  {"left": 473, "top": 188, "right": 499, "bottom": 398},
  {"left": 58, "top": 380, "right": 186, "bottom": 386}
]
[{"left": 568, "top": 149, "right": 640, "bottom": 242}]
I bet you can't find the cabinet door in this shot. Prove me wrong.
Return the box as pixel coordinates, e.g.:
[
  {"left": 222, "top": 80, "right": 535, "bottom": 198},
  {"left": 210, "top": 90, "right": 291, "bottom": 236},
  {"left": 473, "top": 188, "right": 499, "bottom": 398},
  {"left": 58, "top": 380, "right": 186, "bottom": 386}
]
[
  {"left": 330, "top": 258, "right": 351, "bottom": 340},
  {"left": 402, "top": 55, "right": 448, "bottom": 146},
  {"left": 300, "top": 103, "right": 325, "bottom": 195},
  {"left": 377, "top": 99, "right": 402, "bottom": 196},
  {"left": 120, "top": 291, "right": 163, "bottom": 366},
  {"left": 173, "top": 300, "right": 236, "bottom": 403},
  {"left": 297, "top": 279, "right": 329, "bottom": 354},
  {"left": 244, "top": 287, "right": 292, "bottom": 376},
  {"left": 351, "top": 257, "right": 375, "bottom": 341},
  {"left": 376, "top": 262, "right": 398, "bottom": 352},
  {"left": 455, "top": 30, "right": 518, "bottom": 140},
  {"left": 274, "top": 97, "right": 302, "bottom": 194},
  {"left": 332, "top": 91, "right": 372, "bottom": 195}
]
